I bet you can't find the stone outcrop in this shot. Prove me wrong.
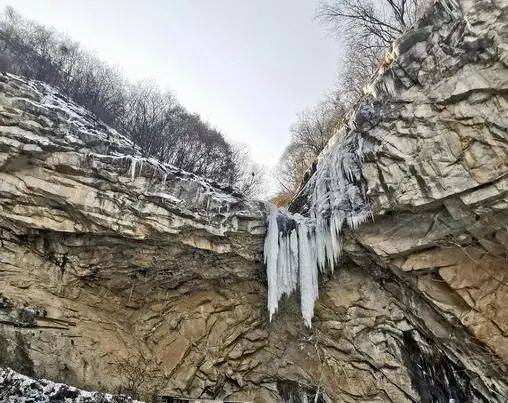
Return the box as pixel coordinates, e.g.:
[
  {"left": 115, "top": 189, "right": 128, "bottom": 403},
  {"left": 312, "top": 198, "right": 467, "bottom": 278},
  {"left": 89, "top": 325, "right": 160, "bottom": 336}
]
[
  {"left": 0, "top": 367, "right": 139, "bottom": 402},
  {"left": 0, "top": 0, "right": 507, "bottom": 402}
]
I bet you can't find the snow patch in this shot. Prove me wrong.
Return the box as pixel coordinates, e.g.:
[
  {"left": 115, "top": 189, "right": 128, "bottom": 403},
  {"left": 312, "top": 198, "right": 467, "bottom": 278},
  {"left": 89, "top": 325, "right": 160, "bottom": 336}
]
[{"left": 0, "top": 367, "right": 141, "bottom": 402}]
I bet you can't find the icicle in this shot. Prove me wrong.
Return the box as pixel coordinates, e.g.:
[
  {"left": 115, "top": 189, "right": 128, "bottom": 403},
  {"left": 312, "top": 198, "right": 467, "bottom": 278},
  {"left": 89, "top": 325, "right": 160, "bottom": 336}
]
[
  {"left": 289, "top": 229, "right": 299, "bottom": 291},
  {"left": 324, "top": 224, "right": 335, "bottom": 273},
  {"left": 138, "top": 159, "right": 144, "bottom": 177},
  {"left": 356, "top": 136, "right": 365, "bottom": 162},
  {"left": 130, "top": 157, "right": 137, "bottom": 181},
  {"left": 264, "top": 204, "right": 280, "bottom": 321},
  {"left": 276, "top": 230, "right": 287, "bottom": 297},
  {"left": 298, "top": 222, "right": 318, "bottom": 328},
  {"left": 315, "top": 218, "right": 327, "bottom": 272},
  {"left": 263, "top": 131, "right": 373, "bottom": 327}
]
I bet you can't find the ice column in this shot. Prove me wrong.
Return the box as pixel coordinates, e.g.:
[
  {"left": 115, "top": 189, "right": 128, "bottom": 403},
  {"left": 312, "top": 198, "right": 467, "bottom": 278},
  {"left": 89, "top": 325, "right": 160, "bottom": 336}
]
[{"left": 263, "top": 132, "right": 372, "bottom": 327}]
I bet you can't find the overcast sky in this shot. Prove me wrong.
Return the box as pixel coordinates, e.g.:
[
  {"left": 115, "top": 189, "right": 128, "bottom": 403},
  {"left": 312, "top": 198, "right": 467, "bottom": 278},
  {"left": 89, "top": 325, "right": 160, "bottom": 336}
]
[{"left": 1, "top": 0, "right": 342, "bottom": 167}]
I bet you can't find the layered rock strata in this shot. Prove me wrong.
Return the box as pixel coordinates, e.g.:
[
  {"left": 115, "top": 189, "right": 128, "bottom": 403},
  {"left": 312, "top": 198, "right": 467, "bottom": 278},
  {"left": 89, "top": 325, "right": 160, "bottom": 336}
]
[{"left": 0, "top": 0, "right": 507, "bottom": 401}]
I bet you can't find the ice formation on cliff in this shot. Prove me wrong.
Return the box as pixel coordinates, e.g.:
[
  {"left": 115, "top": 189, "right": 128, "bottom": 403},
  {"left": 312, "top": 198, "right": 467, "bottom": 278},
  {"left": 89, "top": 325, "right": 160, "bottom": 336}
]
[{"left": 264, "top": 132, "right": 372, "bottom": 327}]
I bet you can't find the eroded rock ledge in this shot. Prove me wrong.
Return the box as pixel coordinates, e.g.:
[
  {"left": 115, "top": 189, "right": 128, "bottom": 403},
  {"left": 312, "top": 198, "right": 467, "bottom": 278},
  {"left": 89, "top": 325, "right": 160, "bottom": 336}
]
[{"left": 0, "top": 0, "right": 507, "bottom": 401}]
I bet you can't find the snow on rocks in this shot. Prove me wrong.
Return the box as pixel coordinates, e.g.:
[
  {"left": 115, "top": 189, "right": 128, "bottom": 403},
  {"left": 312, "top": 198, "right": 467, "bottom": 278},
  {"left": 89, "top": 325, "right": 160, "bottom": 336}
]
[
  {"left": 0, "top": 367, "right": 141, "bottom": 402},
  {"left": 264, "top": 132, "right": 373, "bottom": 327},
  {"left": 0, "top": 72, "right": 263, "bottom": 244}
]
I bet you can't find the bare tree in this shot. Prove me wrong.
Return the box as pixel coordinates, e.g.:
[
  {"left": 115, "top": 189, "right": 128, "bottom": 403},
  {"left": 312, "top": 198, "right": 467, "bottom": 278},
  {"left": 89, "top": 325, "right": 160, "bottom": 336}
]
[
  {"left": 317, "top": 0, "right": 430, "bottom": 106},
  {"left": 229, "top": 144, "right": 266, "bottom": 198},
  {"left": 0, "top": 7, "right": 252, "bottom": 189},
  {"left": 274, "top": 99, "right": 344, "bottom": 204},
  {"left": 318, "top": 0, "right": 427, "bottom": 47},
  {"left": 273, "top": 0, "right": 431, "bottom": 205},
  {"left": 290, "top": 101, "right": 345, "bottom": 157},
  {"left": 119, "top": 81, "right": 182, "bottom": 160}
]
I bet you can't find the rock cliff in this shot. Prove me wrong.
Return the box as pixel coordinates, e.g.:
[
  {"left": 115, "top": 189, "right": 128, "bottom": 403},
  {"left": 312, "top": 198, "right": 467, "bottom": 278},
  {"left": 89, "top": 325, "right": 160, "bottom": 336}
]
[{"left": 0, "top": 0, "right": 507, "bottom": 402}]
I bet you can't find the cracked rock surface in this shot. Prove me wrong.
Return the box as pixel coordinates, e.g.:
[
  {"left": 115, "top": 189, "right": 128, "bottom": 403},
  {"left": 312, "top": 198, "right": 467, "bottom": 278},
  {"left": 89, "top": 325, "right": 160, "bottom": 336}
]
[{"left": 1, "top": 0, "right": 507, "bottom": 402}]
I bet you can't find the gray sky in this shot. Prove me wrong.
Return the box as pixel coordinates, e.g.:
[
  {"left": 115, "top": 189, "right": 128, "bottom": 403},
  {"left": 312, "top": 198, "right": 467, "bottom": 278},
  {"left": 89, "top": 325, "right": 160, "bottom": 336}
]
[{"left": 1, "top": 0, "right": 342, "bottom": 167}]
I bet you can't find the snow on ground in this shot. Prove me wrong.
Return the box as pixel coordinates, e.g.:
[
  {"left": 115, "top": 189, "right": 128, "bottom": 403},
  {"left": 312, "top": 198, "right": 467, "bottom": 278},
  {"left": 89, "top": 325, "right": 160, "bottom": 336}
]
[{"left": 0, "top": 367, "right": 141, "bottom": 402}]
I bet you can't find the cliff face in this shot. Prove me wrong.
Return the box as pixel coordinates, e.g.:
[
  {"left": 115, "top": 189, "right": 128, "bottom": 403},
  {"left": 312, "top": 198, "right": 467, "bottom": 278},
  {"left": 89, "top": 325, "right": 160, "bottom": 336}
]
[
  {"left": 339, "top": 0, "right": 508, "bottom": 381},
  {"left": 290, "top": 0, "right": 508, "bottom": 391},
  {"left": 0, "top": 0, "right": 507, "bottom": 402}
]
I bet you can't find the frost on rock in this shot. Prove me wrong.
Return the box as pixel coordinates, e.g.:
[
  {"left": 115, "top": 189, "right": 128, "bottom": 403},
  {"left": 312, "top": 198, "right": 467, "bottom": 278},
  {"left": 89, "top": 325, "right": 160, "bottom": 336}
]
[
  {"left": 264, "top": 132, "right": 373, "bottom": 327},
  {"left": 0, "top": 73, "right": 264, "bottom": 251},
  {"left": 0, "top": 367, "right": 140, "bottom": 402}
]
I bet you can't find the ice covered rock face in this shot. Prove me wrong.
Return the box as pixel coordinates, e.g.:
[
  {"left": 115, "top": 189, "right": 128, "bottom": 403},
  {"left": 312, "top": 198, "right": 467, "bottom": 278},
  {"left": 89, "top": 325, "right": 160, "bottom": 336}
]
[
  {"left": 0, "top": 72, "right": 265, "bottom": 258},
  {"left": 1, "top": 0, "right": 508, "bottom": 401},
  {"left": 265, "top": 0, "right": 508, "bottom": 333},
  {"left": 264, "top": 132, "right": 371, "bottom": 327}
]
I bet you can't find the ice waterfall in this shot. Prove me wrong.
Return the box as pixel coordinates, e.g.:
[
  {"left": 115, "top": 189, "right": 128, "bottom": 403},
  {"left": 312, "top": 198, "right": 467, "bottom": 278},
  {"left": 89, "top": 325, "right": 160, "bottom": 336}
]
[{"left": 264, "top": 132, "right": 373, "bottom": 327}]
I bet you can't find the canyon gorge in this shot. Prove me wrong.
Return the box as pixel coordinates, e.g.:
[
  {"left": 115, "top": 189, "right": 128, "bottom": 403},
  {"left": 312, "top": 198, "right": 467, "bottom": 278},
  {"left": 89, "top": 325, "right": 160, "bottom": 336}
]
[{"left": 1, "top": 0, "right": 508, "bottom": 401}]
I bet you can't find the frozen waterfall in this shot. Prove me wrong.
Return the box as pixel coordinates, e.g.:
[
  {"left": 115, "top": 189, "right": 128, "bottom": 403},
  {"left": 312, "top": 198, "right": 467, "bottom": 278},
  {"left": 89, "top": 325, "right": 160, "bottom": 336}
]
[{"left": 264, "top": 132, "right": 373, "bottom": 327}]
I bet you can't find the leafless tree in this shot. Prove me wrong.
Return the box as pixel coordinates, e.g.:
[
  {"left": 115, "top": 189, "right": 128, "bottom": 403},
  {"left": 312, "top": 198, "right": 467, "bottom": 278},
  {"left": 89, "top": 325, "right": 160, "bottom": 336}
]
[
  {"left": 318, "top": 0, "right": 427, "bottom": 47},
  {"left": 274, "top": 100, "right": 344, "bottom": 204},
  {"left": 290, "top": 101, "right": 345, "bottom": 157},
  {"left": 0, "top": 7, "right": 251, "bottom": 189},
  {"left": 119, "top": 82, "right": 181, "bottom": 160},
  {"left": 229, "top": 144, "right": 266, "bottom": 198},
  {"left": 0, "top": 7, "right": 127, "bottom": 124},
  {"left": 273, "top": 0, "right": 431, "bottom": 205},
  {"left": 317, "top": 0, "right": 430, "bottom": 106}
]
